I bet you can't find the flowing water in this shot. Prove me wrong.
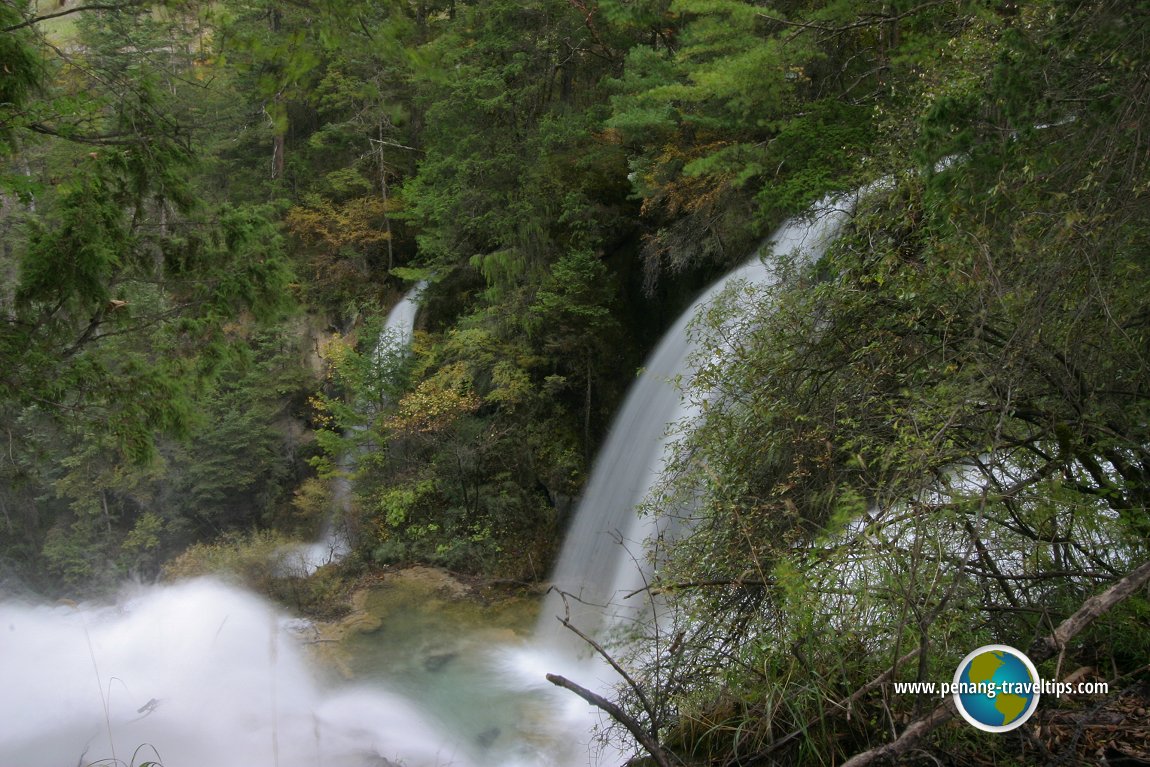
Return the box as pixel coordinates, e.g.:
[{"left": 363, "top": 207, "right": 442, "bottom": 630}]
[
  {"left": 535, "top": 193, "right": 858, "bottom": 649},
  {"left": 280, "top": 282, "right": 429, "bottom": 577},
  {"left": 0, "top": 578, "right": 463, "bottom": 767},
  {"left": 0, "top": 197, "right": 860, "bottom": 767}
]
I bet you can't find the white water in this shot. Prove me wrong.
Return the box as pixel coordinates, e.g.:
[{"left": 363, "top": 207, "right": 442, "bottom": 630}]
[
  {"left": 280, "top": 282, "right": 428, "bottom": 577},
  {"left": 0, "top": 194, "right": 863, "bottom": 767},
  {"left": 536, "top": 194, "right": 859, "bottom": 648},
  {"left": 496, "top": 193, "right": 863, "bottom": 766},
  {"left": 0, "top": 579, "right": 468, "bottom": 767},
  {"left": 373, "top": 281, "right": 426, "bottom": 367}
]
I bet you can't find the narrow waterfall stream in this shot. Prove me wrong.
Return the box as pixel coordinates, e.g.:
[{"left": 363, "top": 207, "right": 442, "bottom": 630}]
[
  {"left": 0, "top": 196, "right": 859, "bottom": 767},
  {"left": 280, "top": 282, "right": 428, "bottom": 577}
]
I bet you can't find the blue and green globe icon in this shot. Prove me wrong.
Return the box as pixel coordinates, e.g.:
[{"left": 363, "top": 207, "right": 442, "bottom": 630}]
[{"left": 952, "top": 644, "right": 1041, "bottom": 732}]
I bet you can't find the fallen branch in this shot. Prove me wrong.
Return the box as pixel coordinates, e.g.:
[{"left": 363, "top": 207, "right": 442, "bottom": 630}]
[
  {"left": 839, "top": 698, "right": 958, "bottom": 767},
  {"left": 840, "top": 559, "right": 1150, "bottom": 767},
  {"left": 557, "top": 615, "right": 659, "bottom": 729},
  {"left": 1029, "top": 559, "right": 1150, "bottom": 662},
  {"left": 546, "top": 673, "right": 672, "bottom": 767}
]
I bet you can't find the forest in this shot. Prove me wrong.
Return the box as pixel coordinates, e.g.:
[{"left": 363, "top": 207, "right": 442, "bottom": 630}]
[{"left": 1, "top": 0, "right": 1148, "bottom": 764}]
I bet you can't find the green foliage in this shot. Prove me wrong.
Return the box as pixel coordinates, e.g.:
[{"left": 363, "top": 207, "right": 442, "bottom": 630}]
[
  {"left": 606, "top": 0, "right": 970, "bottom": 288},
  {"left": 254, "top": 0, "right": 645, "bottom": 580},
  {"left": 166, "top": 526, "right": 352, "bottom": 617},
  {"left": 595, "top": 2, "right": 1150, "bottom": 765},
  {"left": 165, "top": 529, "right": 292, "bottom": 591},
  {"left": 400, "top": 0, "right": 634, "bottom": 282},
  {"left": 0, "top": 4, "right": 42, "bottom": 158},
  {"left": 309, "top": 303, "right": 560, "bottom": 578},
  {"left": 4, "top": 8, "right": 1147, "bottom": 765}
]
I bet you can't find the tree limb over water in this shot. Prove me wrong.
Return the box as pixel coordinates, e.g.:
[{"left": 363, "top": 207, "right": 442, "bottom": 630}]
[{"left": 545, "top": 674, "right": 673, "bottom": 767}]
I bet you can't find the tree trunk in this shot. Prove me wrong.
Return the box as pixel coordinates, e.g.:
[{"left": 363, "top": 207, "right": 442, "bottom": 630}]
[
  {"left": 272, "top": 124, "right": 285, "bottom": 180},
  {"left": 100, "top": 490, "right": 113, "bottom": 535},
  {"left": 378, "top": 123, "right": 394, "bottom": 272}
]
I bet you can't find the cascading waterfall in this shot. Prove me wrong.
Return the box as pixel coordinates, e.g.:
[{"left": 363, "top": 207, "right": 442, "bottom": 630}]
[
  {"left": 0, "top": 191, "right": 864, "bottom": 767},
  {"left": 513, "top": 192, "right": 863, "bottom": 767},
  {"left": 281, "top": 281, "right": 428, "bottom": 576},
  {"left": 536, "top": 194, "right": 859, "bottom": 648}
]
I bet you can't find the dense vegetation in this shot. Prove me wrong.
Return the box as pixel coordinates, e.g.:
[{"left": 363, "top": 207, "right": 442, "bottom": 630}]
[{"left": 1, "top": 0, "right": 1148, "bottom": 763}]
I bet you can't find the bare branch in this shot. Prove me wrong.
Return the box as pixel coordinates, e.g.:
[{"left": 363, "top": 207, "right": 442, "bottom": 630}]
[
  {"left": 839, "top": 698, "right": 958, "bottom": 767},
  {"left": 757, "top": 0, "right": 948, "bottom": 36},
  {"left": 1029, "top": 559, "right": 1150, "bottom": 662},
  {"left": 545, "top": 674, "right": 672, "bottom": 767},
  {"left": 840, "top": 559, "right": 1150, "bottom": 766},
  {"left": 557, "top": 615, "right": 658, "bottom": 729},
  {"left": 3, "top": 0, "right": 148, "bottom": 33}
]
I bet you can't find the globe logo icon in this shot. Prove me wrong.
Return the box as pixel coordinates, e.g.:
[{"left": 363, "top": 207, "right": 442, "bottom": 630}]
[{"left": 952, "top": 644, "right": 1041, "bottom": 732}]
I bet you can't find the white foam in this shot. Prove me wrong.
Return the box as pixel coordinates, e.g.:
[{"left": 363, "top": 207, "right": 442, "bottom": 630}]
[{"left": 0, "top": 579, "right": 469, "bottom": 767}]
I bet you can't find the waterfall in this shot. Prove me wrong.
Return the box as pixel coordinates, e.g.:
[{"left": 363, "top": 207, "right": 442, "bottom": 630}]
[
  {"left": 493, "top": 193, "right": 867, "bottom": 767},
  {"left": 0, "top": 189, "right": 867, "bottom": 767},
  {"left": 535, "top": 193, "right": 860, "bottom": 657},
  {"left": 373, "top": 281, "right": 426, "bottom": 365},
  {"left": 0, "top": 284, "right": 461, "bottom": 767},
  {"left": 281, "top": 282, "right": 427, "bottom": 576}
]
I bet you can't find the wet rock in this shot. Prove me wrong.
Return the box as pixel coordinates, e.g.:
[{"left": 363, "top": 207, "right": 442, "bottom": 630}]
[
  {"left": 365, "top": 756, "right": 402, "bottom": 767},
  {"left": 475, "top": 726, "right": 501, "bottom": 749},
  {"left": 423, "top": 652, "right": 457, "bottom": 672}
]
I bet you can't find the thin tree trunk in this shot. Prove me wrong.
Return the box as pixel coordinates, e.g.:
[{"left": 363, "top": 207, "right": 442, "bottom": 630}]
[
  {"left": 272, "top": 127, "right": 285, "bottom": 180},
  {"left": 101, "top": 490, "right": 113, "bottom": 535},
  {"left": 154, "top": 200, "right": 167, "bottom": 275},
  {"left": 17, "top": 142, "right": 35, "bottom": 215},
  {"left": 378, "top": 123, "right": 394, "bottom": 272}
]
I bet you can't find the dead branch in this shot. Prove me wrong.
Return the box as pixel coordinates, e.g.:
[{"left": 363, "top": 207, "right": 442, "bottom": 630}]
[
  {"left": 839, "top": 559, "right": 1150, "bottom": 767},
  {"left": 549, "top": 588, "right": 659, "bottom": 730},
  {"left": 546, "top": 673, "right": 672, "bottom": 767},
  {"left": 1029, "top": 559, "right": 1150, "bottom": 662},
  {"left": 756, "top": 0, "right": 948, "bottom": 36},
  {"left": 556, "top": 615, "right": 658, "bottom": 729},
  {"left": 839, "top": 698, "right": 958, "bottom": 767}
]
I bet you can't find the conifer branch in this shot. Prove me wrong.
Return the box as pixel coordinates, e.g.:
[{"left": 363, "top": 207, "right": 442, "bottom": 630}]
[{"left": 3, "top": 0, "right": 148, "bottom": 33}]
